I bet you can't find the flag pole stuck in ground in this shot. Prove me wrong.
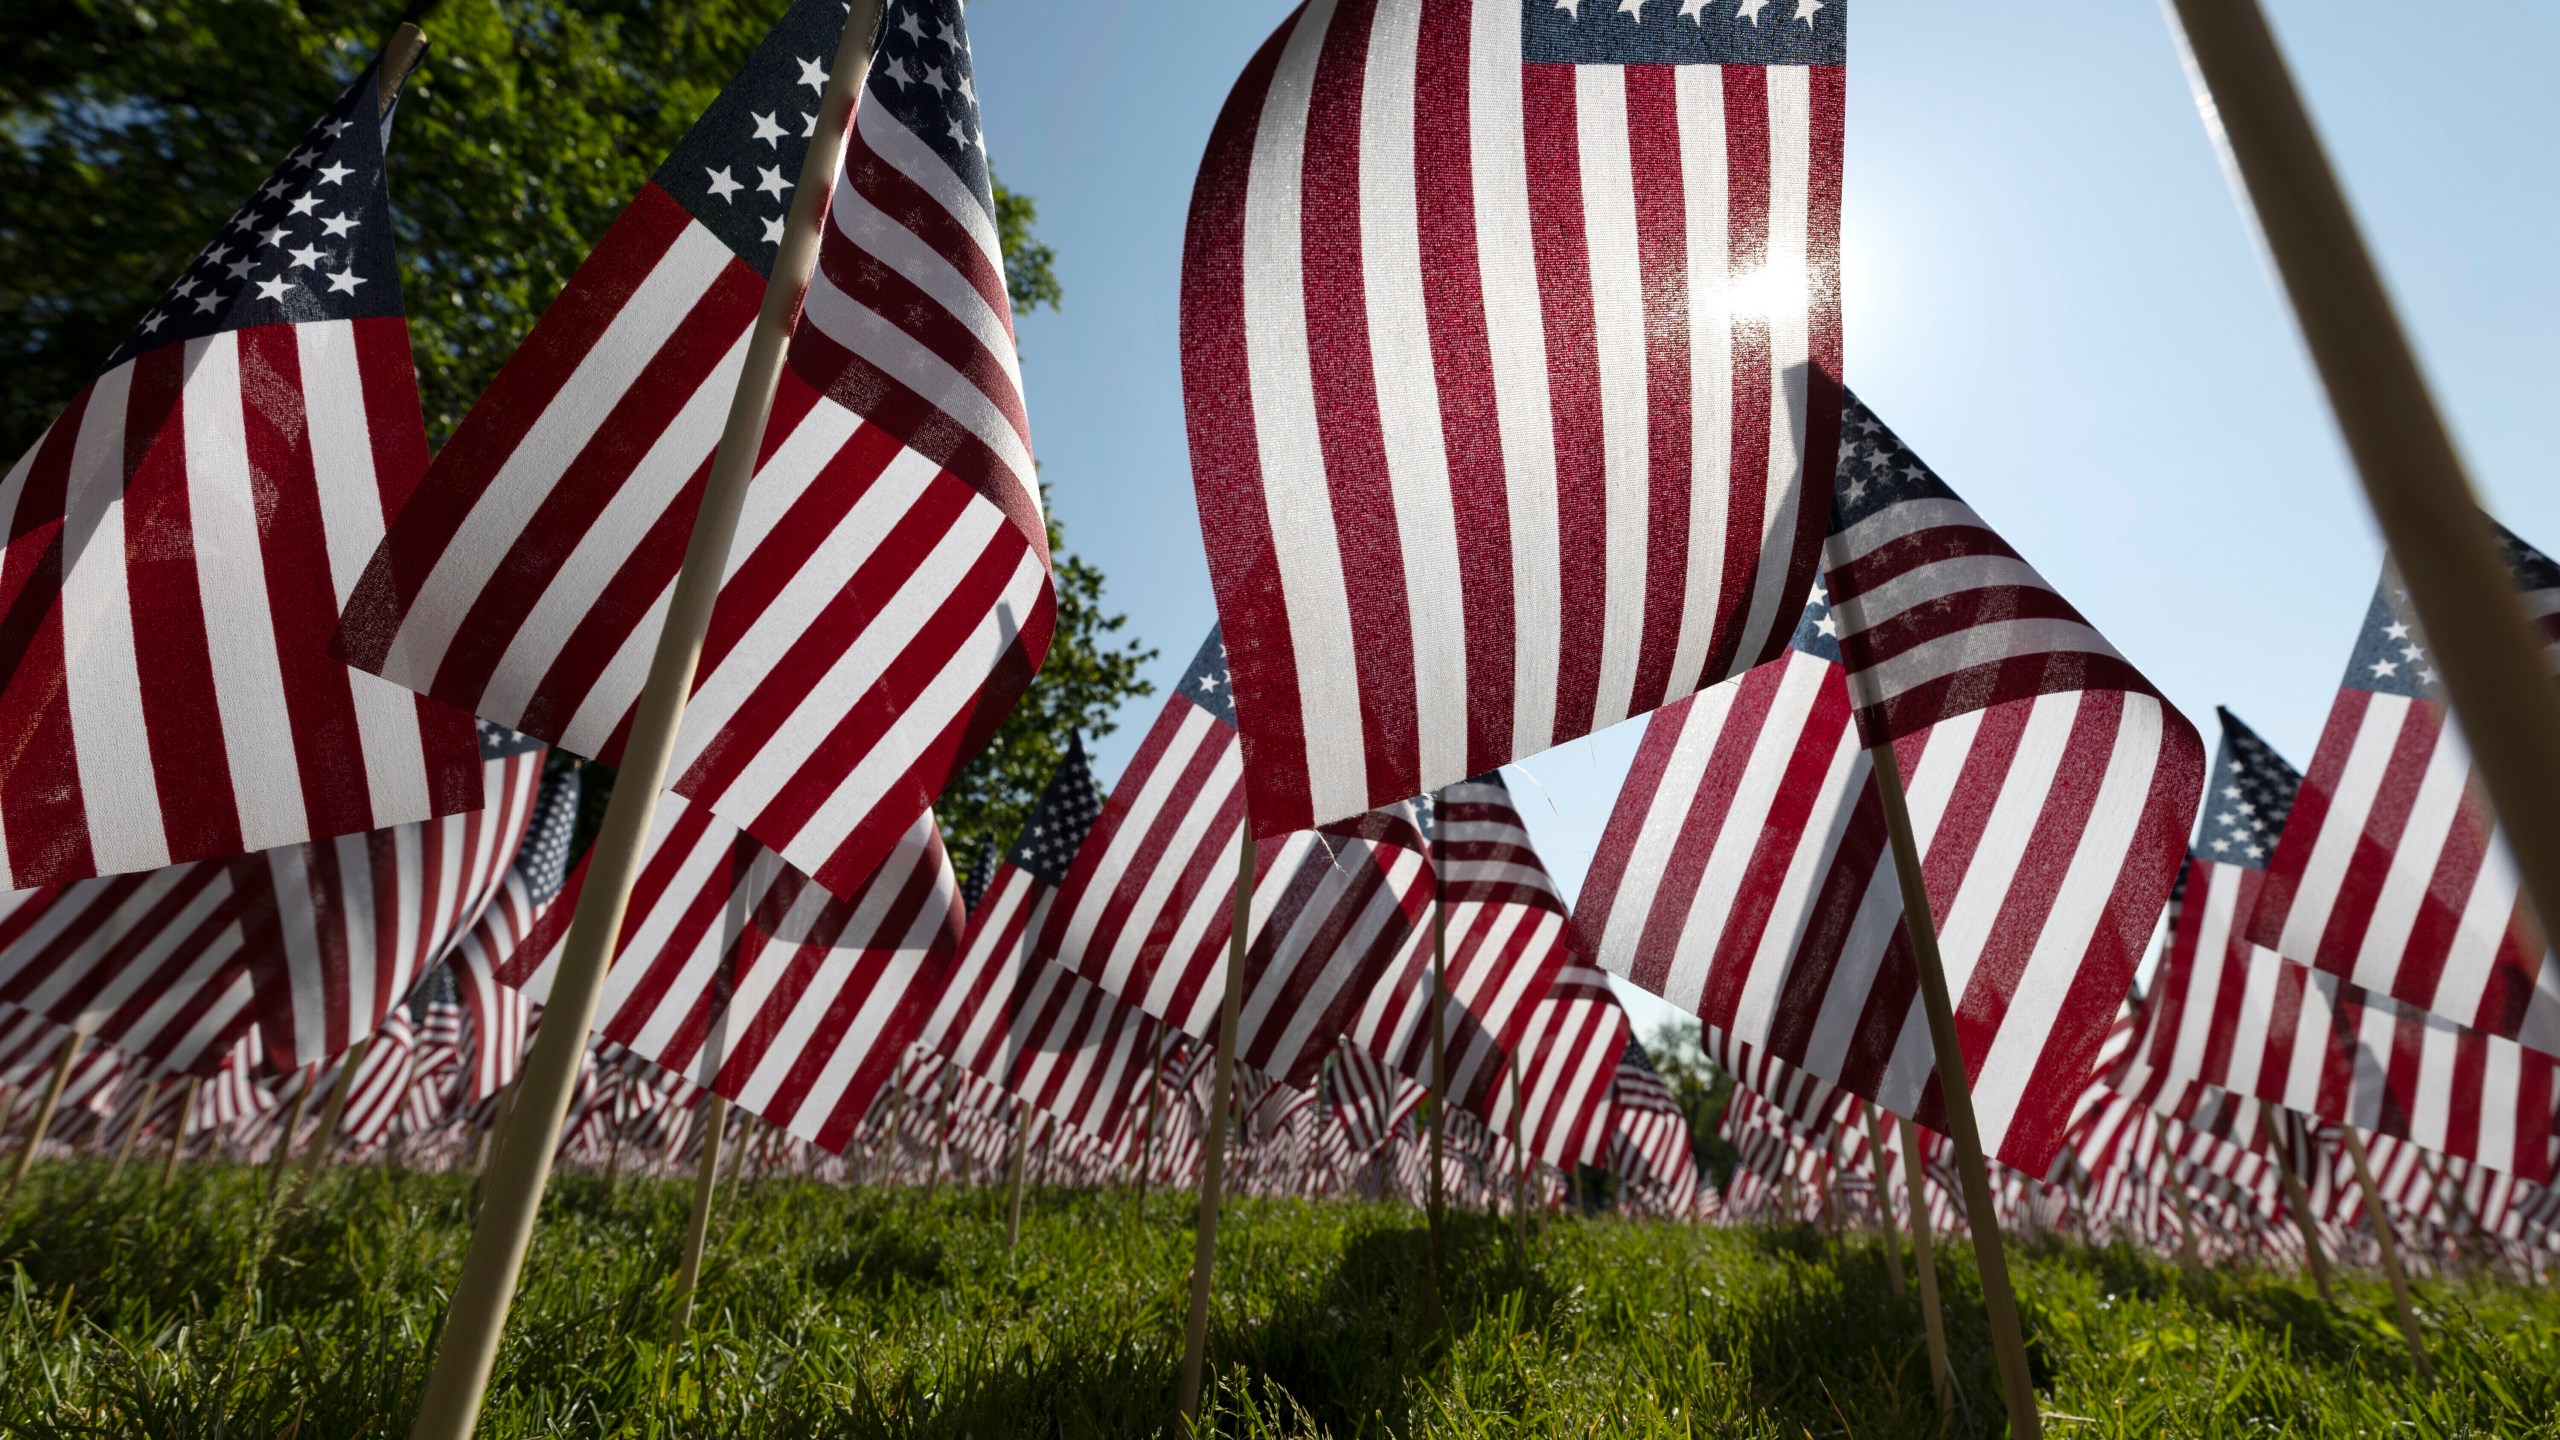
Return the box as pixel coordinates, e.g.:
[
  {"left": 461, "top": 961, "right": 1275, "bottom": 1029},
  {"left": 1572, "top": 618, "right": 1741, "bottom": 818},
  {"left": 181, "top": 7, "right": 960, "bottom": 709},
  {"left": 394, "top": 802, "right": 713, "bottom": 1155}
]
[
  {"left": 401, "top": 5, "right": 886, "bottom": 1436},
  {"left": 1176, "top": 828, "right": 1254, "bottom": 1426}
]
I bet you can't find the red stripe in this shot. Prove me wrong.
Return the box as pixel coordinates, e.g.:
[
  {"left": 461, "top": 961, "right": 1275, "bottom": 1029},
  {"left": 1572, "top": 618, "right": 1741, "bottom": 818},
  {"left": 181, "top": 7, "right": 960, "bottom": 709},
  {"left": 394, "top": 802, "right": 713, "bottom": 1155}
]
[
  {"left": 1718, "top": 64, "right": 1775, "bottom": 683},
  {"left": 1520, "top": 63, "right": 1605, "bottom": 745},
  {"left": 807, "top": 221, "right": 1031, "bottom": 453},
  {"left": 2314, "top": 700, "right": 2440, "bottom": 977},
  {"left": 2246, "top": 689, "right": 2367, "bottom": 955},
  {"left": 1623, "top": 64, "right": 1691, "bottom": 715},
  {"left": 1643, "top": 664, "right": 1787, "bottom": 1018},
  {"left": 2391, "top": 768, "right": 2491, "bottom": 1015},
  {"left": 1704, "top": 675, "right": 1854, "bottom": 1030},
  {"left": 1774, "top": 63, "right": 1846, "bottom": 680},
  {"left": 841, "top": 121, "right": 1014, "bottom": 337},
  {"left": 1573, "top": 693, "right": 1687, "bottom": 956},
  {"left": 0, "top": 383, "right": 96, "bottom": 886}
]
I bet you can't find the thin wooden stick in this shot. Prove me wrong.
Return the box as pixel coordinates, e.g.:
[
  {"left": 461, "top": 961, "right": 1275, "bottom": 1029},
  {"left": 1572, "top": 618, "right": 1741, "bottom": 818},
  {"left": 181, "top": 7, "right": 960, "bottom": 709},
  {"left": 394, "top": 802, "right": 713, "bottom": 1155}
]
[
  {"left": 402, "top": 6, "right": 884, "bottom": 1434},
  {"left": 1005, "top": 1096, "right": 1031, "bottom": 1256},
  {"left": 160, "top": 1076, "right": 200, "bottom": 1194},
  {"left": 296, "top": 1035, "right": 372, "bottom": 1193},
  {"left": 1899, "top": 1116, "right": 1954, "bottom": 1416},
  {"left": 2341, "top": 1126, "right": 2433, "bottom": 1381},
  {"left": 108, "top": 1077, "right": 161, "bottom": 1182},
  {"left": 669, "top": 1093, "right": 729, "bottom": 1339},
  {"left": 1131, "top": 1033, "right": 1165, "bottom": 1215},
  {"left": 1176, "top": 828, "right": 1253, "bottom": 1426},
  {"left": 2262, "top": 1112, "right": 2334, "bottom": 1302},
  {"left": 3, "top": 1030, "right": 84, "bottom": 1211},
  {"left": 1864, "top": 1103, "right": 1905, "bottom": 1298},
  {"left": 1868, "top": 741, "right": 2040, "bottom": 1438},
  {"left": 1506, "top": 1056, "right": 1528, "bottom": 1254},
  {"left": 2169, "top": 1171, "right": 2207, "bottom": 1288},
  {"left": 2161, "top": 0, "right": 2560, "bottom": 960},
  {"left": 266, "top": 1067, "right": 317, "bottom": 1194}
]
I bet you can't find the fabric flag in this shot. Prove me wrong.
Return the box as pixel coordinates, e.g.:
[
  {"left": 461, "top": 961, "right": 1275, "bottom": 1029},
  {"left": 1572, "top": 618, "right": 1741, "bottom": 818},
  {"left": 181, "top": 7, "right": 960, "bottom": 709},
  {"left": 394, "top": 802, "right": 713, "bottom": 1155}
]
[
  {"left": 332, "top": 1007, "right": 418, "bottom": 1148},
  {"left": 445, "top": 757, "right": 580, "bottom": 1100},
  {"left": 1322, "top": 1039, "right": 1424, "bottom": 1157},
  {"left": 2243, "top": 536, "right": 2560, "bottom": 1057},
  {"left": 1486, "top": 961, "right": 1628, "bottom": 1169},
  {"left": 0, "top": 863, "right": 263, "bottom": 1077},
  {"left": 1348, "top": 772, "right": 1573, "bottom": 1118},
  {"left": 917, "top": 736, "right": 1179, "bottom": 1142},
  {"left": 1180, "top": 0, "right": 1846, "bottom": 837},
  {"left": 1576, "top": 393, "right": 2205, "bottom": 1174},
  {"left": 0, "top": 54, "right": 481, "bottom": 891},
  {"left": 333, "top": 0, "right": 1052, "bottom": 900},
  {"left": 1701, "top": 1024, "right": 1848, "bottom": 1137},
  {"left": 498, "top": 791, "right": 963, "bottom": 1151},
  {"left": 404, "top": 991, "right": 466, "bottom": 1134},
  {"left": 1608, "top": 1044, "right": 1701, "bottom": 1215}
]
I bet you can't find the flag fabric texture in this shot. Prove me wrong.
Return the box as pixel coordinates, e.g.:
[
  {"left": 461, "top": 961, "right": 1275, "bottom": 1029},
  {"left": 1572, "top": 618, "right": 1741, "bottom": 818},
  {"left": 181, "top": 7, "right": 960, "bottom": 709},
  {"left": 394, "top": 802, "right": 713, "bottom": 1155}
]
[
  {"left": 0, "top": 865, "right": 263, "bottom": 1076},
  {"left": 1485, "top": 961, "right": 1627, "bottom": 1169},
  {"left": 499, "top": 790, "right": 963, "bottom": 1151},
  {"left": 332, "top": 0, "right": 1052, "bottom": 900},
  {"left": 1576, "top": 394, "right": 2206, "bottom": 1174},
  {"left": 0, "top": 56, "right": 481, "bottom": 893},
  {"left": 2243, "top": 536, "right": 2560, "bottom": 1058},
  {"left": 1180, "top": 0, "right": 1845, "bottom": 837}
]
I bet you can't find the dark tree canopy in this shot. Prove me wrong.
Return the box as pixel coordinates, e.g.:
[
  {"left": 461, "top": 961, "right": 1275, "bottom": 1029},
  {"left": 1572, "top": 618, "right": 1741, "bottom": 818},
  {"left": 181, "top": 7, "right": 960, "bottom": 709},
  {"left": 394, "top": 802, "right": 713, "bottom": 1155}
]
[{"left": 3, "top": 0, "right": 1151, "bottom": 875}]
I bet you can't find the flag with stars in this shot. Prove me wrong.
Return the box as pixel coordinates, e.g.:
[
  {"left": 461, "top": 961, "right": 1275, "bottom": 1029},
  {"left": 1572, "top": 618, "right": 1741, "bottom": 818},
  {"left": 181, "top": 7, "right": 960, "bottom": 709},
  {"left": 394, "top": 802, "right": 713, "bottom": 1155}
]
[
  {"left": 1576, "top": 392, "right": 2204, "bottom": 1174},
  {"left": 0, "top": 53, "right": 482, "bottom": 891},
  {"left": 1179, "top": 0, "right": 1845, "bottom": 840},
  {"left": 2245, "top": 535, "right": 2560, "bottom": 1058},
  {"left": 915, "top": 736, "right": 1187, "bottom": 1143},
  {"left": 445, "top": 758, "right": 582, "bottom": 1100},
  {"left": 334, "top": 0, "right": 1053, "bottom": 905}
]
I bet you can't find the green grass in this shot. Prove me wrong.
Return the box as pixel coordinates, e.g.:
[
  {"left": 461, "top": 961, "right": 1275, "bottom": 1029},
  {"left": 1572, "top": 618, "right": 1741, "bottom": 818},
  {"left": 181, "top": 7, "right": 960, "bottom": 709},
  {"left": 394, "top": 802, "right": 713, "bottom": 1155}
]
[{"left": 0, "top": 1159, "right": 2554, "bottom": 1437}]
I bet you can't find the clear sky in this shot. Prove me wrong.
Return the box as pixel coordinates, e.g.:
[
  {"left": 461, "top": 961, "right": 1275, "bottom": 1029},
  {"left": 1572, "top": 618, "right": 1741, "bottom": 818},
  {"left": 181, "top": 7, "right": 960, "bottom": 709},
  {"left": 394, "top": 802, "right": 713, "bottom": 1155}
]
[{"left": 968, "top": 1, "right": 2560, "bottom": 1040}]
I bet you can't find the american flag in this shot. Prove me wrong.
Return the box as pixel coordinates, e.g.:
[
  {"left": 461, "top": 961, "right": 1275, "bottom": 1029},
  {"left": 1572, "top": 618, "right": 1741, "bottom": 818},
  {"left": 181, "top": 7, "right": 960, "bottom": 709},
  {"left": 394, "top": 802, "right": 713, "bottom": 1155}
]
[
  {"left": 0, "top": 864, "right": 263, "bottom": 1077},
  {"left": 499, "top": 791, "right": 963, "bottom": 1151},
  {"left": 330, "top": 1008, "right": 418, "bottom": 1150},
  {"left": 333, "top": 0, "right": 1052, "bottom": 901},
  {"left": 1578, "top": 394, "right": 2206, "bottom": 1175},
  {"left": 1323, "top": 1039, "right": 1427, "bottom": 1157},
  {"left": 1180, "top": 0, "right": 1844, "bottom": 837},
  {"left": 1608, "top": 1044, "right": 1701, "bottom": 1215},
  {"left": 2243, "top": 537, "right": 2560, "bottom": 1058},
  {"left": 916, "top": 737, "right": 1180, "bottom": 1142},
  {"left": 445, "top": 759, "right": 580, "bottom": 1100},
  {"left": 1485, "top": 962, "right": 1627, "bottom": 1169},
  {"left": 403, "top": 992, "right": 467, "bottom": 1135},
  {"left": 1227, "top": 807, "right": 1435, "bottom": 1087},
  {"left": 1700, "top": 1023, "right": 1848, "bottom": 1136},
  {"left": 0, "top": 55, "right": 482, "bottom": 892}
]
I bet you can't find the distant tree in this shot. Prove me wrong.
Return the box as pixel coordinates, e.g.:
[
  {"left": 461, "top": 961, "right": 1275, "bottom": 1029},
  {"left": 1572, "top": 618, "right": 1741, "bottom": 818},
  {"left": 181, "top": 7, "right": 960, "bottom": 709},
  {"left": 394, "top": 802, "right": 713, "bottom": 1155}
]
[
  {"left": 4, "top": 0, "right": 1147, "bottom": 873},
  {"left": 1644, "top": 1017, "right": 1740, "bottom": 1189}
]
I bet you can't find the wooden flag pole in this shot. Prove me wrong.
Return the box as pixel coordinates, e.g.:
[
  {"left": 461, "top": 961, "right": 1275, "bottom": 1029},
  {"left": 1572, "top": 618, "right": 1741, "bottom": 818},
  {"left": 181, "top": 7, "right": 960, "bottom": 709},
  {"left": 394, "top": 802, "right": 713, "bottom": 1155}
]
[
  {"left": 1176, "top": 827, "right": 1254, "bottom": 1426},
  {"left": 669, "top": 1093, "right": 730, "bottom": 1339},
  {"left": 1423, "top": 839, "right": 1450, "bottom": 1325},
  {"left": 1864, "top": 1104, "right": 1906, "bottom": 1298},
  {"left": 266, "top": 1068, "right": 318, "bottom": 1194},
  {"left": 402, "top": 7, "right": 884, "bottom": 1434},
  {"left": 3, "top": 1030, "right": 85, "bottom": 1211},
  {"left": 2339, "top": 1126, "right": 2433, "bottom": 1381},
  {"left": 1005, "top": 1096, "right": 1032, "bottom": 1256},
  {"left": 160, "top": 1077, "right": 200, "bottom": 1194},
  {"left": 2262, "top": 1113, "right": 2334, "bottom": 1303},
  {"left": 2163, "top": 0, "right": 2560, "bottom": 956},
  {"left": 1131, "top": 1033, "right": 1166, "bottom": 1215},
  {"left": 1899, "top": 1116, "right": 1954, "bottom": 1416},
  {"left": 1868, "top": 741, "right": 2040, "bottom": 1438},
  {"left": 2168, "top": 1171, "right": 2207, "bottom": 1288},
  {"left": 108, "top": 1078, "right": 162, "bottom": 1182},
  {"left": 297, "top": 1036, "right": 372, "bottom": 1193},
  {"left": 1506, "top": 1057, "right": 1528, "bottom": 1254}
]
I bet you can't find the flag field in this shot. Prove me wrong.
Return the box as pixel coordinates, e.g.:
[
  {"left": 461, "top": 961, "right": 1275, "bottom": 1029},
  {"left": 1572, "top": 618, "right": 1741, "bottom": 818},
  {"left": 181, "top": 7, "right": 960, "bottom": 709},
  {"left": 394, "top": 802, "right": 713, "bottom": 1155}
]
[{"left": 1, "top": 1158, "right": 2553, "bottom": 1438}]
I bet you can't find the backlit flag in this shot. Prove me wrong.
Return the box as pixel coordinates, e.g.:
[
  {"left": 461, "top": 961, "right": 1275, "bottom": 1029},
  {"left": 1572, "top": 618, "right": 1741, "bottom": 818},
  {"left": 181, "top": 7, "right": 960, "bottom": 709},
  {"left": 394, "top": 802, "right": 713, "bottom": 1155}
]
[
  {"left": 499, "top": 792, "right": 963, "bottom": 1151},
  {"left": 0, "top": 55, "right": 481, "bottom": 890},
  {"left": 333, "top": 0, "right": 1051, "bottom": 900},
  {"left": 445, "top": 757, "right": 580, "bottom": 1099},
  {"left": 1608, "top": 1044, "right": 1701, "bottom": 1214},
  {"left": 2244, "top": 536, "right": 2560, "bottom": 1057},
  {"left": 1485, "top": 961, "right": 1628, "bottom": 1169},
  {"left": 1577, "top": 394, "right": 2204, "bottom": 1174},
  {"left": 1180, "top": 0, "right": 1845, "bottom": 836}
]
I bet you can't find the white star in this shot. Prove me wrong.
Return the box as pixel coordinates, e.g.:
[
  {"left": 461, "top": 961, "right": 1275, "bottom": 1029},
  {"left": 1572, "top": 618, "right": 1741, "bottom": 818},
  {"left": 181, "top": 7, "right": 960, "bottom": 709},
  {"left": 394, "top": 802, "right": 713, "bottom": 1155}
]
[
  {"left": 314, "top": 162, "right": 352, "bottom": 187},
  {"left": 880, "top": 57, "right": 913, "bottom": 90},
  {"left": 1814, "top": 615, "right": 1839, "bottom": 638},
  {"left": 2237, "top": 800, "right": 2257, "bottom": 815},
  {"left": 756, "top": 165, "right": 793, "bottom": 199},
  {"left": 139, "top": 311, "right": 165, "bottom": 334},
  {"left": 2210, "top": 837, "right": 2230, "bottom": 852},
  {"left": 192, "top": 289, "right": 225, "bottom": 314},
  {"left": 959, "top": 74, "right": 977, "bottom": 106},
  {"left": 226, "top": 256, "right": 257, "bottom": 279},
  {"left": 1679, "top": 0, "right": 1711, "bottom": 19},
  {"left": 801, "top": 111, "right": 818, "bottom": 138},
  {"left": 322, "top": 118, "right": 353, "bottom": 139},
  {"left": 1793, "top": 0, "right": 1824, "bottom": 22},
  {"left": 760, "top": 214, "right": 786, "bottom": 245},
  {"left": 1737, "top": 0, "right": 1771, "bottom": 21},
  {"left": 751, "top": 110, "right": 789, "bottom": 146},
  {"left": 1199, "top": 671, "right": 1223, "bottom": 692},
  {"left": 319, "top": 212, "right": 358, "bottom": 238},
  {"left": 2245, "top": 843, "right": 2265, "bottom": 860},
  {"left": 2370, "top": 658, "right": 2399, "bottom": 678},
  {"left": 287, "top": 244, "right": 324, "bottom": 269},
  {"left": 261, "top": 226, "right": 292, "bottom": 249},
  {"left": 1844, "top": 476, "right": 1867, "bottom": 506},
  {"left": 1616, "top": 0, "right": 1645, "bottom": 18},
  {"left": 2383, "top": 620, "right": 2410, "bottom": 641},
  {"left": 326, "top": 269, "right": 366, "bottom": 294},
  {"left": 2215, "top": 811, "right": 2235, "bottom": 828},
  {"left": 1900, "top": 463, "right": 1929, "bottom": 484},
  {"left": 288, "top": 193, "right": 323, "bottom": 217},
  {"left": 705, "top": 166, "right": 743, "bottom": 204},
  {"left": 258, "top": 176, "right": 289, "bottom": 199},
  {"left": 2417, "top": 666, "right": 2440, "bottom": 687},
  {"left": 948, "top": 117, "right": 970, "bottom": 147},
  {"left": 922, "top": 64, "right": 949, "bottom": 96},
  {"left": 899, "top": 10, "right": 929, "bottom": 44},
  {"left": 797, "top": 56, "right": 829, "bottom": 94},
  {"left": 937, "top": 19, "right": 962, "bottom": 49},
  {"left": 255, "top": 276, "right": 293, "bottom": 302},
  {"left": 2399, "top": 644, "right": 2423, "bottom": 662}
]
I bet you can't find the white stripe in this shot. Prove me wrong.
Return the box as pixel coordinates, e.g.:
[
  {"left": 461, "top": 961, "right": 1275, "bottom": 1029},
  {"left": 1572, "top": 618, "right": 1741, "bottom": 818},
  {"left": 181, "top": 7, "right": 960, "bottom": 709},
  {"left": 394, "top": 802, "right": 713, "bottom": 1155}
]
[
  {"left": 1737, "top": 728, "right": 1867, "bottom": 1049},
  {"left": 1739, "top": 69, "right": 1816, "bottom": 669},
  {"left": 1571, "top": 63, "right": 1651, "bottom": 731},
  {"left": 2277, "top": 696, "right": 2410, "bottom": 963},
  {"left": 1669, "top": 653, "right": 1831, "bottom": 1009},
  {"left": 1357, "top": 0, "right": 1468, "bottom": 795},
  {"left": 2350, "top": 729, "right": 2471, "bottom": 996},
  {"left": 853, "top": 94, "right": 1007, "bottom": 284},
  {"left": 1669, "top": 67, "right": 1733, "bottom": 701},
  {"left": 1852, "top": 618, "right": 2126, "bottom": 707},
  {"left": 825, "top": 172, "right": 1023, "bottom": 397},
  {"left": 796, "top": 277, "right": 1036, "bottom": 492},
  {"left": 1057, "top": 708, "right": 1219, "bottom": 968},
  {"left": 1590, "top": 687, "right": 1727, "bottom": 985},
  {"left": 60, "top": 365, "right": 167, "bottom": 875}
]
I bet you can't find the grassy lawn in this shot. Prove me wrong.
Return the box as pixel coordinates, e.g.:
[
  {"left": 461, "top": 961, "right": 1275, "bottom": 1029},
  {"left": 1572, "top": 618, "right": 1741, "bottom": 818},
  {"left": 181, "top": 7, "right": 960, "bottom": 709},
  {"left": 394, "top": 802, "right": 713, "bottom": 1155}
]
[{"left": 0, "top": 1160, "right": 2553, "bottom": 1437}]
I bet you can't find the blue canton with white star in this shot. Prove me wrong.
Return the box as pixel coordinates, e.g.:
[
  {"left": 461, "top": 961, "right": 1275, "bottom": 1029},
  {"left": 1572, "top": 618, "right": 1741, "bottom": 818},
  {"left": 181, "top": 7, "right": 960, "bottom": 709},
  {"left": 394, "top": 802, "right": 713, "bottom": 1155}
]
[
  {"left": 958, "top": 833, "right": 999, "bottom": 912},
  {"left": 1176, "top": 627, "right": 1237, "bottom": 728},
  {"left": 867, "top": 0, "right": 996, "bottom": 223},
  {"left": 108, "top": 60, "right": 407, "bottom": 370},
  {"left": 2344, "top": 524, "right": 2556, "bottom": 700},
  {"left": 1008, "top": 733, "right": 1105, "bottom": 887},
  {"left": 656, "top": 0, "right": 859, "bottom": 276},
  {"left": 1785, "top": 577, "right": 1843, "bottom": 665},
  {"left": 1526, "top": 0, "right": 1844, "bottom": 67},
  {"left": 2195, "top": 708, "right": 2297, "bottom": 869},
  {"left": 477, "top": 720, "right": 546, "bottom": 760},
  {"left": 1830, "top": 390, "right": 1957, "bottom": 534},
  {"left": 514, "top": 765, "right": 583, "bottom": 904}
]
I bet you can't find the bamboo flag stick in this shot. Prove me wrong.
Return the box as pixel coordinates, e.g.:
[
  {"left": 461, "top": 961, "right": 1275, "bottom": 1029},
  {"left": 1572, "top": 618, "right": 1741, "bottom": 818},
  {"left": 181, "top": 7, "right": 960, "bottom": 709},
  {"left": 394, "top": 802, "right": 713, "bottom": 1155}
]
[
  {"left": 1864, "top": 1103, "right": 1906, "bottom": 1298},
  {"left": 1506, "top": 1057, "right": 1528, "bottom": 1253},
  {"left": 109, "top": 1078, "right": 161, "bottom": 1182},
  {"left": 2263, "top": 1113, "right": 2334, "bottom": 1302},
  {"left": 266, "top": 1067, "right": 318, "bottom": 1194},
  {"left": 1005, "top": 1096, "right": 1031, "bottom": 1255},
  {"left": 1868, "top": 741, "right": 2040, "bottom": 1439},
  {"left": 669, "top": 1093, "right": 730, "bottom": 1339},
  {"left": 3, "top": 1030, "right": 85, "bottom": 1211},
  {"left": 404, "top": 7, "right": 883, "bottom": 1434},
  {"left": 1899, "top": 1116, "right": 1954, "bottom": 1416},
  {"left": 2169, "top": 1172, "right": 2207, "bottom": 1288},
  {"left": 296, "top": 1035, "right": 372, "bottom": 1193},
  {"left": 160, "top": 1076, "right": 200, "bottom": 1194},
  {"left": 2340, "top": 1126, "right": 2433, "bottom": 1381},
  {"left": 1176, "top": 828, "right": 1255, "bottom": 1426},
  {"left": 2161, "top": 0, "right": 2560, "bottom": 958}
]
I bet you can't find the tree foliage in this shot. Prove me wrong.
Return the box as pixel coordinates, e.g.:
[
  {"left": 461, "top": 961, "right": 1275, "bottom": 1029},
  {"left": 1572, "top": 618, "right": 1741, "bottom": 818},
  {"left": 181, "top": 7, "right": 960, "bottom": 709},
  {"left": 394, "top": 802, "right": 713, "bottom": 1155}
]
[{"left": 3, "top": 0, "right": 1145, "bottom": 880}]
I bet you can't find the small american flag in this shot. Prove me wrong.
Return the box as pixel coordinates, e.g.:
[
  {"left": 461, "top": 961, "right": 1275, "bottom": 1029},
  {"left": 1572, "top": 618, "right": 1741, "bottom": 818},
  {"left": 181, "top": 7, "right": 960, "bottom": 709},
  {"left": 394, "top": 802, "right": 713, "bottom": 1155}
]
[
  {"left": 446, "top": 759, "right": 581, "bottom": 1100},
  {"left": 1484, "top": 962, "right": 1627, "bottom": 1169},
  {"left": 0, "top": 55, "right": 481, "bottom": 890},
  {"left": 1608, "top": 1043, "right": 1701, "bottom": 1215},
  {"left": 2244, "top": 536, "right": 2560, "bottom": 1057},
  {"left": 334, "top": 0, "right": 1052, "bottom": 902},
  {"left": 1181, "top": 0, "right": 1844, "bottom": 837},
  {"left": 0, "top": 865, "right": 263, "bottom": 1077}
]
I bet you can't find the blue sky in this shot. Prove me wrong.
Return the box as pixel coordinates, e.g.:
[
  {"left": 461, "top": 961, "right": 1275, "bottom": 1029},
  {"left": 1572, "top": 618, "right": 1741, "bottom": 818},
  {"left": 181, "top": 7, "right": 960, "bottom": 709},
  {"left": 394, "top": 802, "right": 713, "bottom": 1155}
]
[{"left": 969, "top": 1, "right": 2559, "bottom": 1038}]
